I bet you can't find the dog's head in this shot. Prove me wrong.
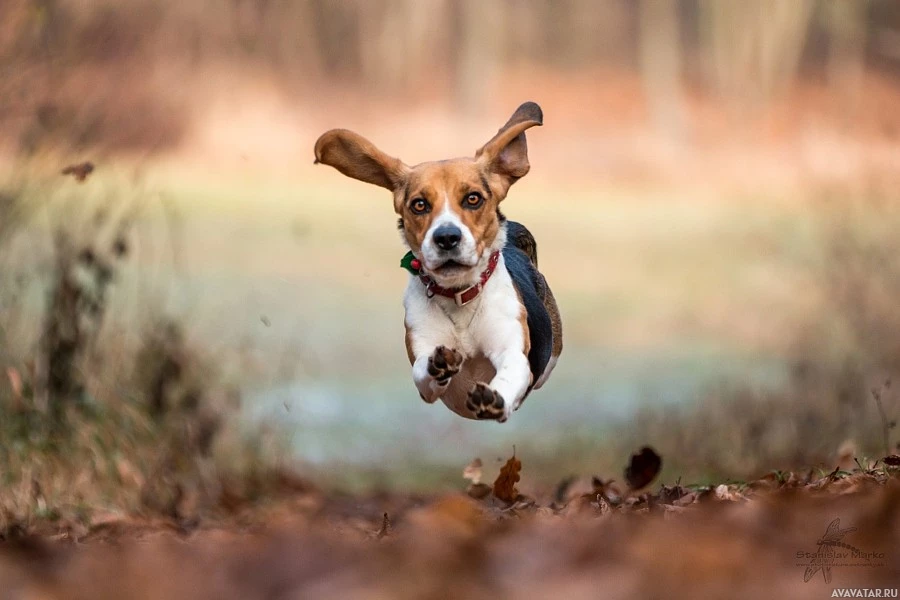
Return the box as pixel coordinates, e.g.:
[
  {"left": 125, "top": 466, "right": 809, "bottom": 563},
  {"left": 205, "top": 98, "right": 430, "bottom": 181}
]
[{"left": 314, "top": 102, "right": 542, "bottom": 288}]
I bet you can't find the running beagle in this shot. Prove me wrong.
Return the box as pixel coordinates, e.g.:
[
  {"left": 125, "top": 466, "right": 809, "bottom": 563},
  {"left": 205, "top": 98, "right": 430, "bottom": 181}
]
[{"left": 314, "top": 102, "right": 562, "bottom": 422}]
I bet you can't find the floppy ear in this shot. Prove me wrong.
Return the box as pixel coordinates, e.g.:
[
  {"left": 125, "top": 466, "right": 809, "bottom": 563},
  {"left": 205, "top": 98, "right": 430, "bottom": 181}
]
[
  {"left": 314, "top": 129, "right": 409, "bottom": 191},
  {"left": 476, "top": 102, "right": 543, "bottom": 192}
]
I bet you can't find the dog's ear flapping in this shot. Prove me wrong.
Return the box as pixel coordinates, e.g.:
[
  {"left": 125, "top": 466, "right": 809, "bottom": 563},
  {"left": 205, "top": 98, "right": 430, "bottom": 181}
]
[
  {"left": 314, "top": 129, "right": 409, "bottom": 191},
  {"left": 476, "top": 102, "right": 543, "bottom": 195}
]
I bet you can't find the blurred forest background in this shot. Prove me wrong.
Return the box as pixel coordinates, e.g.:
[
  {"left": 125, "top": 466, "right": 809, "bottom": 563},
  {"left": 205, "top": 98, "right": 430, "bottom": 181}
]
[{"left": 2, "top": 0, "right": 900, "bottom": 518}]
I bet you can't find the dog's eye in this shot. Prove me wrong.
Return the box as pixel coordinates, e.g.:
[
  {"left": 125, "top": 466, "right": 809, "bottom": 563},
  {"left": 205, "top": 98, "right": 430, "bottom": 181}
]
[
  {"left": 463, "top": 192, "right": 484, "bottom": 209},
  {"left": 410, "top": 198, "right": 430, "bottom": 215}
]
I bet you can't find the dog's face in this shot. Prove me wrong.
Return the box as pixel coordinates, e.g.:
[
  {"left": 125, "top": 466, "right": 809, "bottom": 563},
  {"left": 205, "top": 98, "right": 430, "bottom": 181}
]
[
  {"left": 314, "top": 102, "right": 542, "bottom": 288},
  {"left": 397, "top": 159, "right": 501, "bottom": 287}
]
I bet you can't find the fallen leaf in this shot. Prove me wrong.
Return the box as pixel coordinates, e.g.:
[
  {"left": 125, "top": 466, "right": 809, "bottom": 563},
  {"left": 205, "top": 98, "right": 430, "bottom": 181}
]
[
  {"left": 673, "top": 491, "right": 698, "bottom": 507},
  {"left": 534, "top": 506, "right": 556, "bottom": 521},
  {"left": 376, "top": 512, "right": 391, "bottom": 539},
  {"left": 828, "top": 473, "right": 881, "bottom": 495},
  {"left": 714, "top": 484, "right": 742, "bottom": 502},
  {"left": 883, "top": 455, "right": 900, "bottom": 466},
  {"left": 624, "top": 446, "right": 662, "bottom": 490},
  {"left": 552, "top": 476, "right": 576, "bottom": 504},
  {"left": 592, "top": 495, "right": 612, "bottom": 515},
  {"left": 748, "top": 477, "right": 780, "bottom": 492},
  {"left": 501, "top": 497, "right": 536, "bottom": 513},
  {"left": 406, "top": 495, "right": 482, "bottom": 539},
  {"left": 558, "top": 493, "right": 597, "bottom": 517},
  {"left": 466, "top": 483, "right": 492, "bottom": 500},
  {"left": 785, "top": 471, "right": 809, "bottom": 487},
  {"left": 62, "top": 161, "right": 95, "bottom": 182},
  {"left": 591, "top": 476, "right": 623, "bottom": 505},
  {"left": 463, "top": 458, "right": 483, "bottom": 485},
  {"left": 493, "top": 453, "right": 521, "bottom": 503},
  {"left": 657, "top": 484, "right": 690, "bottom": 505}
]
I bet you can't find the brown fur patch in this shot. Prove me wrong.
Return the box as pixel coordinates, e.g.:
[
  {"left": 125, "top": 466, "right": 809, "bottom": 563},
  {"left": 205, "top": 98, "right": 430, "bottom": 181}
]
[
  {"left": 404, "top": 324, "right": 415, "bottom": 365},
  {"left": 515, "top": 288, "right": 531, "bottom": 357},
  {"left": 541, "top": 279, "right": 563, "bottom": 358},
  {"left": 396, "top": 160, "right": 500, "bottom": 255}
]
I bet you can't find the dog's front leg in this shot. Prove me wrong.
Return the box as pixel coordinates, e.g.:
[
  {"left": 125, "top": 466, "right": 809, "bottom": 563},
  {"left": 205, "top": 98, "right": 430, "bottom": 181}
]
[
  {"left": 412, "top": 345, "right": 464, "bottom": 403},
  {"left": 491, "top": 351, "right": 532, "bottom": 417},
  {"left": 466, "top": 350, "right": 531, "bottom": 422},
  {"left": 405, "top": 287, "right": 463, "bottom": 404}
]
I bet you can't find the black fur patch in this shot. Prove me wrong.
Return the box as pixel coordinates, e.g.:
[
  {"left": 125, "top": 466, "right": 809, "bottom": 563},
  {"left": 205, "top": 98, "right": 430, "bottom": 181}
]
[
  {"left": 503, "top": 222, "right": 552, "bottom": 389},
  {"left": 505, "top": 220, "right": 538, "bottom": 267}
]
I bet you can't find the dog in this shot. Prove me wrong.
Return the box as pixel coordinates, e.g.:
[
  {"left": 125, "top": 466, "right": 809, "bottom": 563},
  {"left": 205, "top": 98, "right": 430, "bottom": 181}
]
[{"left": 313, "top": 102, "right": 562, "bottom": 422}]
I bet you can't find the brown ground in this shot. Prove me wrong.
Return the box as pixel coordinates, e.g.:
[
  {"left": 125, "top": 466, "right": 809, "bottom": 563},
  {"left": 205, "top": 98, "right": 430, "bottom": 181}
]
[{"left": 2, "top": 463, "right": 900, "bottom": 600}]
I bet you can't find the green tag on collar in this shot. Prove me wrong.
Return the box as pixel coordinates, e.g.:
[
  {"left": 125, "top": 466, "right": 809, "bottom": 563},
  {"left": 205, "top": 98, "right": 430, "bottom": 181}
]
[{"left": 400, "top": 251, "right": 420, "bottom": 275}]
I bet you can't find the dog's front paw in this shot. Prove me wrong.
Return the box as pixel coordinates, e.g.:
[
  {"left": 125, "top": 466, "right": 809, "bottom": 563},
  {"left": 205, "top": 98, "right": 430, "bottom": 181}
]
[
  {"left": 466, "top": 383, "right": 506, "bottom": 421},
  {"left": 427, "top": 346, "right": 463, "bottom": 384}
]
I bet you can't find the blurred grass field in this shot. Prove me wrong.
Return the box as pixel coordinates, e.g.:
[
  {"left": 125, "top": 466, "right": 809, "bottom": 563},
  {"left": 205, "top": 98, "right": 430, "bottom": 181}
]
[
  {"left": 5, "top": 138, "right": 899, "bottom": 497},
  {"left": 6, "top": 160, "right": 830, "bottom": 489},
  {"left": 139, "top": 163, "right": 815, "bottom": 365}
]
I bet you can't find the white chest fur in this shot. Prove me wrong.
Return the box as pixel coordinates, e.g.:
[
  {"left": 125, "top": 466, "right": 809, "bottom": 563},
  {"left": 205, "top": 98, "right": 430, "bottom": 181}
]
[{"left": 404, "top": 255, "right": 533, "bottom": 419}]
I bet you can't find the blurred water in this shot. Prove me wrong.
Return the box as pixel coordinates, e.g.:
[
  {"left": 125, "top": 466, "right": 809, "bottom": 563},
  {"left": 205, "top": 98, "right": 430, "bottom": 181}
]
[{"left": 245, "top": 345, "right": 786, "bottom": 480}]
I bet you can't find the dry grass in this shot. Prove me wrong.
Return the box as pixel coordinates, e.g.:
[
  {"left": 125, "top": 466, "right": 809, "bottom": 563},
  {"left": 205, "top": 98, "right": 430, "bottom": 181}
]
[
  {"left": 608, "top": 175, "right": 900, "bottom": 483},
  {"left": 0, "top": 173, "right": 293, "bottom": 531}
]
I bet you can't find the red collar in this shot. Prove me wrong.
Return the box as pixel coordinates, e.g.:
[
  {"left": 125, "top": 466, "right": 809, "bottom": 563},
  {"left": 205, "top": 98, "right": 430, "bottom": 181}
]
[{"left": 419, "top": 251, "right": 501, "bottom": 306}]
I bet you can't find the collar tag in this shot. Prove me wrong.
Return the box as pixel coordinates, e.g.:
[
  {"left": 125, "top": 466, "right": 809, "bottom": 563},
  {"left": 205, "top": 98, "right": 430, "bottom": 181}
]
[{"left": 454, "top": 283, "right": 482, "bottom": 306}]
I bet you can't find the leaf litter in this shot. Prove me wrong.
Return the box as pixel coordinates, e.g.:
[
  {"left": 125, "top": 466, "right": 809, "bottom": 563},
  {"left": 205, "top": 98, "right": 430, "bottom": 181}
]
[
  {"left": 492, "top": 450, "right": 522, "bottom": 504},
  {"left": 2, "top": 447, "right": 900, "bottom": 599}
]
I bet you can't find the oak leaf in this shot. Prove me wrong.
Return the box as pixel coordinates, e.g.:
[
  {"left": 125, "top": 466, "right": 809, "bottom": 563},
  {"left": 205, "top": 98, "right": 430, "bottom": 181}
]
[{"left": 493, "top": 454, "right": 521, "bottom": 503}]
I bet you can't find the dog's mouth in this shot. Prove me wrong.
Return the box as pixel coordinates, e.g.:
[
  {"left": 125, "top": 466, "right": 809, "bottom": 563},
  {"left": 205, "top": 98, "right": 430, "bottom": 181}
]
[{"left": 431, "top": 259, "right": 472, "bottom": 274}]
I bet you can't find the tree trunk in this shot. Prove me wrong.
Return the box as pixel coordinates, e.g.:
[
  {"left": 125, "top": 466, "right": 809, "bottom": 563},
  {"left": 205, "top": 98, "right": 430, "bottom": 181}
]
[{"left": 638, "top": 0, "right": 686, "bottom": 140}]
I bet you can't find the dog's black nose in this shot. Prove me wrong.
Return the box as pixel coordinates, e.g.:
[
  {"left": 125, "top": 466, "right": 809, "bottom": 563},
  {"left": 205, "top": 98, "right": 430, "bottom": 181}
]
[{"left": 433, "top": 225, "right": 462, "bottom": 250}]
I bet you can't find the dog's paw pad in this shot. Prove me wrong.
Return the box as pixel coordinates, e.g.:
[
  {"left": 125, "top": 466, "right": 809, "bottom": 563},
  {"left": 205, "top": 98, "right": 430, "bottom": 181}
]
[
  {"left": 466, "top": 383, "right": 505, "bottom": 421},
  {"left": 427, "top": 346, "right": 463, "bottom": 383}
]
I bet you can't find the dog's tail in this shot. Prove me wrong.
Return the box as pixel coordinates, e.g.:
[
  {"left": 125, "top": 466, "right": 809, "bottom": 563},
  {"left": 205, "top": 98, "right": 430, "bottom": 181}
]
[{"left": 505, "top": 220, "right": 538, "bottom": 268}]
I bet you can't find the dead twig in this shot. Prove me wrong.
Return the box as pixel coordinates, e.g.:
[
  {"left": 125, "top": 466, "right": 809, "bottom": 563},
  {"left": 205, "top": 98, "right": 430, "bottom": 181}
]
[{"left": 871, "top": 379, "right": 895, "bottom": 457}]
